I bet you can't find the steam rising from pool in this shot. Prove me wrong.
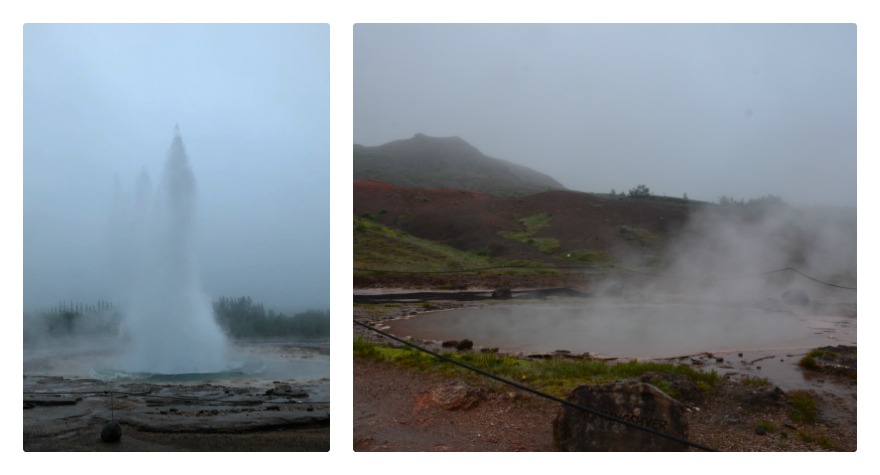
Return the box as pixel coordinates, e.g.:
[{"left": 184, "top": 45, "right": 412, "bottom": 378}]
[{"left": 115, "top": 126, "right": 228, "bottom": 374}]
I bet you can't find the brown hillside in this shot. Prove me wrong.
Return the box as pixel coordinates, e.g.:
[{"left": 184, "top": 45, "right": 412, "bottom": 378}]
[{"left": 354, "top": 179, "right": 695, "bottom": 266}]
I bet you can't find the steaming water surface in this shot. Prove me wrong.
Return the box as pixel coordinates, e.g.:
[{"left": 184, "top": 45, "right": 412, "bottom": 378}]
[
  {"left": 23, "top": 338, "right": 330, "bottom": 386},
  {"left": 385, "top": 300, "right": 856, "bottom": 359}
]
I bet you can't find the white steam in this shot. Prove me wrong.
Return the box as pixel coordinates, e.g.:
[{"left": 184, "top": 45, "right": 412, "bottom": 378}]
[{"left": 111, "top": 127, "right": 228, "bottom": 373}]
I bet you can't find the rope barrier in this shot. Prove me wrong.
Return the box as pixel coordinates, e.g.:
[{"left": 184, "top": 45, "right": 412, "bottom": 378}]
[{"left": 353, "top": 319, "right": 716, "bottom": 451}]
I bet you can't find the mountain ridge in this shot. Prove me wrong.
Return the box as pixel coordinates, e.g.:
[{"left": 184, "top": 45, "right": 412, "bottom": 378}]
[{"left": 354, "top": 133, "right": 565, "bottom": 196}]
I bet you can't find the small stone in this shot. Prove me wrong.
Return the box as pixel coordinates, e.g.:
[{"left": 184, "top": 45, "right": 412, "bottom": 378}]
[
  {"left": 755, "top": 426, "right": 767, "bottom": 436},
  {"left": 101, "top": 421, "right": 122, "bottom": 443}
]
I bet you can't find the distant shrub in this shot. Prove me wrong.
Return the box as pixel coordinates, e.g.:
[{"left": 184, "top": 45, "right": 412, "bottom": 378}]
[{"left": 628, "top": 184, "right": 651, "bottom": 198}]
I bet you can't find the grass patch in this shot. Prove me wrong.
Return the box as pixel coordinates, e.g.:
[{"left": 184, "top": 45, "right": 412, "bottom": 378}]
[
  {"left": 354, "top": 338, "right": 721, "bottom": 398},
  {"left": 563, "top": 249, "right": 612, "bottom": 265},
  {"left": 787, "top": 390, "right": 820, "bottom": 424},
  {"left": 797, "top": 431, "right": 839, "bottom": 450},
  {"left": 498, "top": 213, "right": 561, "bottom": 254},
  {"left": 799, "top": 355, "right": 820, "bottom": 370},
  {"left": 740, "top": 375, "right": 772, "bottom": 388},
  {"left": 354, "top": 216, "right": 554, "bottom": 276}
]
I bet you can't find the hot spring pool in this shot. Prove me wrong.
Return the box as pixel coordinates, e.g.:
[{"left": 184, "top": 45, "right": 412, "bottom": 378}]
[{"left": 383, "top": 301, "right": 856, "bottom": 359}]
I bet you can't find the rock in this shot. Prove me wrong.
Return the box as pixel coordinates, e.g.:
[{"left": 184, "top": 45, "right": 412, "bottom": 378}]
[
  {"left": 492, "top": 286, "right": 512, "bottom": 299},
  {"left": 101, "top": 420, "right": 122, "bottom": 443},
  {"left": 782, "top": 289, "right": 810, "bottom": 306},
  {"left": 639, "top": 372, "right": 702, "bottom": 404},
  {"left": 419, "top": 383, "right": 487, "bottom": 411},
  {"left": 744, "top": 386, "right": 785, "bottom": 408},
  {"left": 553, "top": 380, "right": 689, "bottom": 451},
  {"left": 441, "top": 340, "right": 459, "bottom": 348},
  {"left": 455, "top": 339, "right": 473, "bottom": 351}
]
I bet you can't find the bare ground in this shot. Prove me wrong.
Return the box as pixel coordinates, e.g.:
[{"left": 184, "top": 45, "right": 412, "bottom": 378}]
[{"left": 353, "top": 300, "right": 856, "bottom": 452}]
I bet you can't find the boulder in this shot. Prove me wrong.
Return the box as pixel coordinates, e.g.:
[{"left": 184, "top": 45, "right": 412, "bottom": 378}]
[
  {"left": 553, "top": 380, "right": 689, "bottom": 451},
  {"left": 455, "top": 339, "right": 474, "bottom": 351},
  {"left": 101, "top": 420, "right": 122, "bottom": 443},
  {"left": 492, "top": 286, "right": 512, "bottom": 299},
  {"left": 417, "top": 383, "right": 487, "bottom": 411}
]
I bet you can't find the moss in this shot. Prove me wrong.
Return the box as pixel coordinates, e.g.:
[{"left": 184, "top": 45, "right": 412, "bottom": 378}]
[
  {"left": 741, "top": 375, "right": 772, "bottom": 388},
  {"left": 787, "top": 390, "right": 819, "bottom": 424}
]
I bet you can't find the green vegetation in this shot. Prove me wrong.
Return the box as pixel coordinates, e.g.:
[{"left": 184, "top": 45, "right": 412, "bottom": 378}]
[
  {"left": 787, "top": 390, "right": 820, "bottom": 424},
  {"left": 498, "top": 213, "right": 561, "bottom": 254},
  {"left": 799, "top": 347, "right": 844, "bottom": 370},
  {"left": 619, "top": 226, "right": 661, "bottom": 246},
  {"left": 797, "top": 431, "right": 839, "bottom": 450},
  {"left": 354, "top": 216, "right": 552, "bottom": 276},
  {"left": 563, "top": 249, "right": 612, "bottom": 265},
  {"left": 213, "top": 296, "right": 329, "bottom": 339},
  {"left": 354, "top": 338, "right": 721, "bottom": 398},
  {"left": 628, "top": 184, "right": 651, "bottom": 198},
  {"left": 26, "top": 297, "right": 327, "bottom": 341},
  {"left": 740, "top": 375, "right": 772, "bottom": 388},
  {"left": 24, "top": 300, "right": 121, "bottom": 341}
]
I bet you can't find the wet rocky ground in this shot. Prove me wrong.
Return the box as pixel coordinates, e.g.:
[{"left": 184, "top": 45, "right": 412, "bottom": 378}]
[
  {"left": 23, "top": 339, "right": 330, "bottom": 451},
  {"left": 23, "top": 375, "right": 329, "bottom": 451},
  {"left": 354, "top": 294, "right": 856, "bottom": 451}
]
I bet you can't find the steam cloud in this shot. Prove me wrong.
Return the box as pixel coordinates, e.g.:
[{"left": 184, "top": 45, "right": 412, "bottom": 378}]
[{"left": 112, "top": 127, "right": 229, "bottom": 373}]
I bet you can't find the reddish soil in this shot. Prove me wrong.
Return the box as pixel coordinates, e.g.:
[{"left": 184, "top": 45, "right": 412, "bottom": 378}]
[
  {"left": 354, "top": 179, "right": 693, "bottom": 264},
  {"left": 354, "top": 356, "right": 856, "bottom": 452}
]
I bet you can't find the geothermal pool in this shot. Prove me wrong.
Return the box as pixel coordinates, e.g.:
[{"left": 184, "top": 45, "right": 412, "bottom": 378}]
[
  {"left": 23, "top": 337, "right": 330, "bottom": 391},
  {"left": 384, "top": 300, "right": 856, "bottom": 359}
]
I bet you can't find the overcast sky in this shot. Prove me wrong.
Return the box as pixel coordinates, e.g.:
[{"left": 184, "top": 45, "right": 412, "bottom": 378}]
[
  {"left": 24, "top": 24, "right": 329, "bottom": 312},
  {"left": 354, "top": 24, "right": 856, "bottom": 207}
]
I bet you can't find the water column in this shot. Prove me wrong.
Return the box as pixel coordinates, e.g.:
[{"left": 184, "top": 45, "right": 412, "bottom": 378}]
[{"left": 124, "top": 126, "right": 228, "bottom": 374}]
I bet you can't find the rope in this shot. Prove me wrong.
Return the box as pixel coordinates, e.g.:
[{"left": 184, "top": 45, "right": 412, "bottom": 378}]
[{"left": 353, "top": 319, "right": 716, "bottom": 451}]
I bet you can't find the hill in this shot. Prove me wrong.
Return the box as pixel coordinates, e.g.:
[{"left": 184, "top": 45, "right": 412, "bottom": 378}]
[
  {"left": 354, "top": 134, "right": 565, "bottom": 196},
  {"left": 354, "top": 179, "right": 695, "bottom": 269}
]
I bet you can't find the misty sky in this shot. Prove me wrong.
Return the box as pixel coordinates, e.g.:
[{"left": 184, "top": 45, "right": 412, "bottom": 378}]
[
  {"left": 354, "top": 24, "right": 856, "bottom": 207},
  {"left": 24, "top": 24, "right": 329, "bottom": 312}
]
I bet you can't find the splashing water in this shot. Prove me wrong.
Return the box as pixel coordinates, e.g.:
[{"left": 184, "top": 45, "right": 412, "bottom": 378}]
[{"left": 121, "top": 126, "right": 228, "bottom": 373}]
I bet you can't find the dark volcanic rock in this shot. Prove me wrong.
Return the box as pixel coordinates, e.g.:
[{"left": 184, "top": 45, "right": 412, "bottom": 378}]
[
  {"left": 492, "top": 286, "right": 512, "bottom": 299},
  {"left": 639, "top": 372, "right": 702, "bottom": 404},
  {"left": 101, "top": 420, "right": 122, "bottom": 443},
  {"left": 455, "top": 339, "right": 474, "bottom": 351},
  {"left": 554, "top": 380, "right": 689, "bottom": 451}
]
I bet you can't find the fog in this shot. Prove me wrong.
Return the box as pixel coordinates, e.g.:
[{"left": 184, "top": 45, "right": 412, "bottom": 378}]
[
  {"left": 24, "top": 24, "right": 329, "bottom": 314},
  {"left": 354, "top": 24, "right": 856, "bottom": 207}
]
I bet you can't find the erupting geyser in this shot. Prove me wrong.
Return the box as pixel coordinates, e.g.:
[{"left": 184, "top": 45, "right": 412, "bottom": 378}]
[{"left": 120, "top": 126, "right": 228, "bottom": 374}]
